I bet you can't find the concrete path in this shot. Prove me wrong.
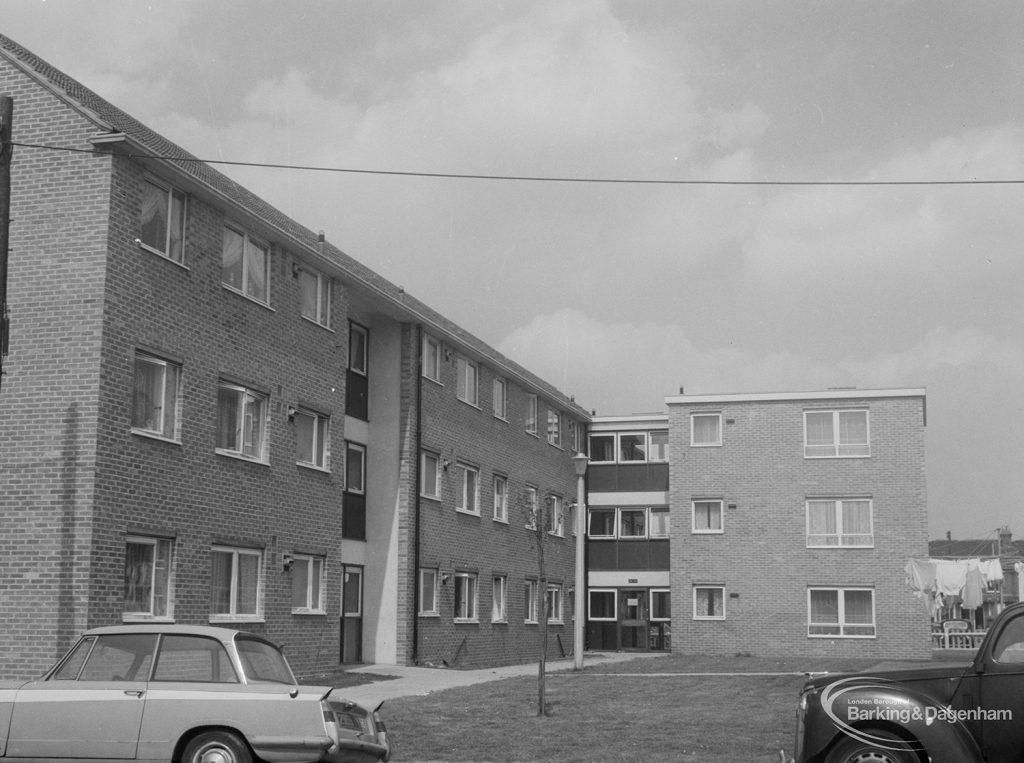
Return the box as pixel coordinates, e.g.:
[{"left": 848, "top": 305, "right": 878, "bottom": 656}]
[{"left": 335, "top": 651, "right": 670, "bottom": 705}]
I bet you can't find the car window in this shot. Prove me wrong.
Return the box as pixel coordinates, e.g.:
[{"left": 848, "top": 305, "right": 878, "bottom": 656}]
[
  {"left": 152, "top": 635, "right": 239, "bottom": 682},
  {"left": 77, "top": 634, "right": 156, "bottom": 681},
  {"left": 993, "top": 615, "right": 1024, "bottom": 664},
  {"left": 235, "top": 637, "right": 295, "bottom": 684},
  {"left": 51, "top": 636, "right": 96, "bottom": 680}
]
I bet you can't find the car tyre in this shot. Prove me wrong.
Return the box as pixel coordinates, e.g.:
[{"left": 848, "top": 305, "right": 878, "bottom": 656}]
[
  {"left": 824, "top": 730, "right": 919, "bottom": 763},
  {"left": 182, "top": 730, "right": 253, "bottom": 763}
]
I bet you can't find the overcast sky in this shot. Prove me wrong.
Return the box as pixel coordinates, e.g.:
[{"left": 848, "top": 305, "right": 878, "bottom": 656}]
[{"left": 3, "top": 1, "right": 1022, "bottom": 541}]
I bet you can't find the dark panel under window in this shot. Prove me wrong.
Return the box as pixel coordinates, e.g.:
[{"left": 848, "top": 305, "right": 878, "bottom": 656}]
[
  {"left": 342, "top": 493, "right": 366, "bottom": 540},
  {"left": 346, "top": 370, "right": 368, "bottom": 421}
]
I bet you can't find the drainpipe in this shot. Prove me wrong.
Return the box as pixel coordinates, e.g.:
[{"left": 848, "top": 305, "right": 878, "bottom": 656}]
[{"left": 410, "top": 324, "right": 423, "bottom": 664}]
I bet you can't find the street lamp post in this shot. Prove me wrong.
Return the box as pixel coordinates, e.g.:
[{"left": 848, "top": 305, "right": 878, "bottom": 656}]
[{"left": 572, "top": 452, "right": 588, "bottom": 670}]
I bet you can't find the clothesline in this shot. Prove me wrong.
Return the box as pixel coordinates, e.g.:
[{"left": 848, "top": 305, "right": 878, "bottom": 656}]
[{"left": 905, "top": 558, "right": 1004, "bottom": 617}]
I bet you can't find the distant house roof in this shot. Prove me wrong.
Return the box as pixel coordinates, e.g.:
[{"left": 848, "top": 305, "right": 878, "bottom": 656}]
[
  {"left": 929, "top": 538, "right": 1024, "bottom": 559},
  {"left": 0, "top": 33, "right": 587, "bottom": 418}
]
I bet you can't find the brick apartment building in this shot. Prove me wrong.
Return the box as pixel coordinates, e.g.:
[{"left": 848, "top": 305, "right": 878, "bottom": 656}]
[
  {"left": 0, "top": 34, "right": 587, "bottom": 679},
  {"left": 664, "top": 388, "right": 931, "bottom": 659}
]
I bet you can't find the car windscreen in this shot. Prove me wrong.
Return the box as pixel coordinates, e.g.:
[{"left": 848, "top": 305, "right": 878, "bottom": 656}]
[{"left": 235, "top": 637, "right": 296, "bottom": 684}]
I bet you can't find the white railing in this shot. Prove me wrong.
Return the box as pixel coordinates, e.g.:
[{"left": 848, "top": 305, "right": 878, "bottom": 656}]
[{"left": 932, "top": 630, "right": 987, "bottom": 649}]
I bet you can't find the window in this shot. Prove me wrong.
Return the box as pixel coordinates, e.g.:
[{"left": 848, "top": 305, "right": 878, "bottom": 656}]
[
  {"left": 651, "top": 589, "right": 671, "bottom": 621},
  {"left": 216, "top": 382, "right": 268, "bottom": 462},
  {"left": 346, "top": 442, "right": 366, "bottom": 494},
  {"left": 420, "top": 451, "right": 441, "bottom": 499},
  {"left": 808, "top": 588, "right": 876, "bottom": 637},
  {"left": 419, "top": 569, "right": 439, "bottom": 615},
  {"left": 691, "top": 413, "right": 722, "bottom": 446},
  {"left": 524, "top": 579, "right": 539, "bottom": 623},
  {"left": 805, "top": 409, "right": 870, "bottom": 458},
  {"left": 692, "top": 500, "right": 724, "bottom": 534},
  {"left": 140, "top": 177, "right": 186, "bottom": 263},
  {"left": 619, "top": 433, "right": 646, "bottom": 461},
  {"left": 492, "top": 576, "right": 507, "bottom": 622},
  {"left": 299, "top": 268, "right": 331, "bottom": 327},
  {"left": 290, "top": 555, "right": 325, "bottom": 613},
  {"left": 650, "top": 508, "right": 671, "bottom": 537},
  {"left": 588, "top": 508, "right": 617, "bottom": 538},
  {"left": 295, "top": 409, "right": 330, "bottom": 469},
  {"left": 210, "top": 546, "right": 262, "bottom": 620},
  {"left": 153, "top": 634, "right": 238, "bottom": 683},
  {"left": 547, "top": 495, "right": 564, "bottom": 536},
  {"left": 132, "top": 353, "right": 181, "bottom": 440},
  {"left": 422, "top": 335, "right": 441, "bottom": 382},
  {"left": 546, "top": 584, "right": 563, "bottom": 623},
  {"left": 525, "top": 486, "right": 539, "bottom": 529},
  {"left": 493, "top": 377, "right": 507, "bottom": 419},
  {"left": 124, "top": 536, "right": 173, "bottom": 619},
  {"left": 620, "top": 508, "right": 647, "bottom": 538},
  {"left": 589, "top": 434, "right": 615, "bottom": 462},
  {"left": 547, "top": 409, "right": 561, "bottom": 447},
  {"left": 568, "top": 420, "right": 581, "bottom": 453},
  {"left": 589, "top": 589, "right": 617, "bottom": 620},
  {"left": 456, "top": 463, "right": 480, "bottom": 515},
  {"left": 806, "top": 499, "right": 873, "bottom": 547},
  {"left": 349, "top": 323, "right": 368, "bottom": 376},
  {"left": 649, "top": 431, "right": 669, "bottom": 461},
  {"left": 525, "top": 394, "right": 538, "bottom": 435},
  {"left": 694, "top": 586, "right": 725, "bottom": 620},
  {"left": 221, "top": 226, "right": 269, "bottom": 303},
  {"left": 493, "top": 475, "right": 508, "bottom": 522},
  {"left": 454, "top": 572, "right": 478, "bottom": 621},
  {"left": 456, "top": 356, "right": 479, "bottom": 406}
]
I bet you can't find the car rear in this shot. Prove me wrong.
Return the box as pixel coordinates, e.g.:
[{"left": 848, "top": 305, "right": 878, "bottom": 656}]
[{"left": 320, "top": 692, "right": 389, "bottom": 763}]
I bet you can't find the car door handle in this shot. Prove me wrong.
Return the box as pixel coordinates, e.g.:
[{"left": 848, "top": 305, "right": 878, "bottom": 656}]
[{"left": 123, "top": 689, "right": 145, "bottom": 697}]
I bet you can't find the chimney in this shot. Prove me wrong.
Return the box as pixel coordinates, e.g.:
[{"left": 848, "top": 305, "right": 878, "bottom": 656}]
[{"left": 999, "top": 526, "right": 1013, "bottom": 556}]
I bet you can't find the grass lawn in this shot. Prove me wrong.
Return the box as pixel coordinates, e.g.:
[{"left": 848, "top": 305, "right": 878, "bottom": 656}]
[{"left": 380, "top": 654, "right": 934, "bottom": 762}]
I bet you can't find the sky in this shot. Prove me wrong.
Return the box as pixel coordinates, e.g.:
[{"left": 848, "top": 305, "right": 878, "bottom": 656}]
[{"left": 2, "top": 1, "right": 1022, "bottom": 540}]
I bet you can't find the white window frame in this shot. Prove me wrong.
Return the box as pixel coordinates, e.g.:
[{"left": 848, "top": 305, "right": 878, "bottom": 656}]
[
  {"left": 456, "top": 356, "right": 479, "bottom": 406},
  {"left": 456, "top": 463, "right": 480, "bottom": 515},
  {"left": 691, "top": 413, "right": 722, "bottom": 447},
  {"left": 524, "top": 579, "right": 539, "bottom": 623},
  {"left": 348, "top": 322, "right": 368, "bottom": 376},
  {"left": 345, "top": 442, "right": 366, "bottom": 494},
  {"left": 290, "top": 554, "right": 325, "bottom": 614},
  {"left": 493, "top": 377, "right": 508, "bottom": 420},
  {"left": 619, "top": 507, "right": 648, "bottom": 539},
  {"left": 419, "top": 568, "right": 439, "bottom": 616},
  {"left": 649, "top": 430, "right": 670, "bottom": 462},
  {"left": 216, "top": 382, "right": 269, "bottom": 463},
  {"left": 804, "top": 409, "right": 870, "bottom": 458},
  {"left": 294, "top": 408, "right": 330, "bottom": 470},
  {"left": 132, "top": 352, "right": 181, "bottom": 441},
  {"left": 807, "top": 587, "right": 876, "bottom": 638},
  {"left": 123, "top": 535, "right": 174, "bottom": 621},
  {"left": 650, "top": 589, "right": 671, "bottom": 621},
  {"left": 422, "top": 335, "right": 441, "bottom": 382},
  {"left": 587, "top": 508, "right": 617, "bottom": 539},
  {"left": 210, "top": 546, "right": 263, "bottom": 621},
  {"left": 492, "top": 575, "right": 508, "bottom": 623},
  {"left": 692, "top": 500, "right": 724, "bottom": 534},
  {"left": 139, "top": 175, "right": 186, "bottom": 264},
  {"left": 493, "top": 474, "right": 509, "bottom": 523},
  {"left": 420, "top": 451, "right": 441, "bottom": 499},
  {"left": 525, "top": 485, "right": 539, "bottom": 529},
  {"left": 221, "top": 225, "right": 269, "bottom": 304},
  {"left": 547, "top": 409, "right": 562, "bottom": 447},
  {"left": 649, "top": 507, "right": 671, "bottom": 538},
  {"left": 525, "top": 394, "right": 538, "bottom": 435},
  {"left": 454, "top": 572, "right": 478, "bottom": 622},
  {"left": 588, "top": 433, "right": 616, "bottom": 463},
  {"left": 806, "top": 499, "right": 874, "bottom": 548},
  {"left": 588, "top": 589, "right": 618, "bottom": 621},
  {"left": 693, "top": 585, "right": 726, "bottom": 620},
  {"left": 298, "top": 267, "right": 331, "bottom": 328},
  {"left": 547, "top": 494, "right": 564, "bottom": 537},
  {"left": 618, "top": 431, "right": 648, "bottom": 462},
  {"left": 546, "top": 584, "right": 564, "bottom": 624}
]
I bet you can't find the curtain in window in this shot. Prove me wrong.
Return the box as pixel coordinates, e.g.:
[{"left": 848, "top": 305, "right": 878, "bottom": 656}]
[
  {"left": 140, "top": 181, "right": 167, "bottom": 252},
  {"left": 694, "top": 502, "right": 721, "bottom": 531},
  {"left": 244, "top": 240, "right": 267, "bottom": 301},
  {"left": 807, "top": 501, "right": 838, "bottom": 544},
  {"left": 292, "top": 559, "right": 310, "bottom": 609},
  {"left": 210, "top": 551, "right": 232, "bottom": 614},
  {"left": 124, "top": 542, "right": 154, "bottom": 613},
  {"left": 237, "top": 553, "right": 259, "bottom": 615},
  {"left": 844, "top": 590, "right": 874, "bottom": 624},
  {"left": 838, "top": 411, "right": 869, "bottom": 455},
  {"left": 168, "top": 190, "right": 185, "bottom": 262},
  {"left": 842, "top": 501, "right": 872, "bottom": 544},
  {"left": 133, "top": 359, "right": 161, "bottom": 431},
  {"left": 216, "top": 387, "right": 240, "bottom": 450},
  {"left": 809, "top": 590, "right": 839, "bottom": 623},
  {"left": 221, "top": 228, "right": 244, "bottom": 290},
  {"left": 299, "top": 270, "right": 318, "bottom": 320},
  {"left": 589, "top": 435, "right": 615, "bottom": 461},
  {"left": 692, "top": 415, "right": 720, "bottom": 444},
  {"left": 295, "top": 413, "right": 315, "bottom": 464},
  {"left": 695, "top": 588, "right": 722, "bottom": 617}
]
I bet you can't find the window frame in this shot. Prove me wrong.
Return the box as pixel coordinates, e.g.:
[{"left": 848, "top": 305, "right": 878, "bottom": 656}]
[
  {"left": 588, "top": 507, "right": 617, "bottom": 539},
  {"left": 123, "top": 535, "right": 174, "bottom": 621},
  {"left": 525, "top": 394, "right": 538, "bottom": 435},
  {"left": 649, "top": 507, "right": 671, "bottom": 538},
  {"left": 693, "top": 585, "right": 726, "bottom": 620},
  {"left": 456, "top": 356, "right": 479, "bottom": 407},
  {"left": 454, "top": 571, "right": 479, "bottom": 623},
  {"left": 215, "top": 382, "right": 269, "bottom": 463},
  {"left": 420, "top": 451, "right": 441, "bottom": 500},
  {"left": 807, "top": 587, "right": 877, "bottom": 638},
  {"left": 455, "top": 462, "right": 480, "bottom": 515},
  {"left": 804, "top": 409, "right": 870, "bottom": 458},
  {"left": 619, "top": 508, "right": 648, "bottom": 539},
  {"left": 650, "top": 589, "right": 671, "bottom": 621},
  {"left": 692, "top": 500, "right": 724, "bottom": 534},
  {"left": 139, "top": 175, "right": 187, "bottom": 264},
  {"left": 348, "top": 322, "right": 368, "bottom": 376},
  {"left": 298, "top": 267, "right": 332, "bottom": 328},
  {"left": 290, "top": 554, "right": 325, "bottom": 614},
  {"left": 131, "top": 352, "right": 182, "bottom": 442},
  {"left": 525, "top": 485, "right": 539, "bottom": 529},
  {"left": 418, "top": 568, "right": 439, "bottom": 616},
  {"left": 493, "top": 474, "right": 509, "bottom": 523},
  {"left": 691, "top": 413, "right": 722, "bottom": 447},
  {"left": 209, "top": 546, "right": 263, "bottom": 622},
  {"left": 546, "top": 584, "right": 564, "bottom": 624},
  {"left": 294, "top": 408, "right": 330, "bottom": 470},
  {"left": 345, "top": 442, "right": 366, "bottom": 494},
  {"left": 546, "top": 494, "right": 565, "bottom": 537},
  {"left": 546, "top": 409, "right": 562, "bottom": 447},
  {"left": 492, "top": 575, "right": 508, "bottom": 623},
  {"left": 588, "top": 589, "right": 618, "bottom": 621},
  {"left": 422, "top": 335, "right": 441, "bottom": 382},
  {"left": 493, "top": 377, "right": 508, "bottom": 420},
  {"left": 806, "top": 498, "right": 874, "bottom": 548},
  {"left": 524, "top": 579, "right": 539, "bottom": 624},
  {"left": 221, "top": 224, "right": 270, "bottom": 304}
]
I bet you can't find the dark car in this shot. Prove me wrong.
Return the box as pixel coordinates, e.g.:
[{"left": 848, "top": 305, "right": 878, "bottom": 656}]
[{"left": 792, "top": 601, "right": 1024, "bottom": 762}]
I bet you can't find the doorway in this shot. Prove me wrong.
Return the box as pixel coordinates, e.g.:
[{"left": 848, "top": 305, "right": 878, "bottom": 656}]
[
  {"left": 619, "top": 589, "right": 649, "bottom": 650},
  {"left": 340, "top": 565, "right": 363, "bottom": 664}
]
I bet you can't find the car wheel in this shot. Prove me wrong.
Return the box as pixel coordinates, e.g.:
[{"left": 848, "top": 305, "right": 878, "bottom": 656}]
[
  {"left": 182, "top": 731, "right": 253, "bottom": 763},
  {"left": 825, "top": 730, "right": 919, "bottom": 763}
]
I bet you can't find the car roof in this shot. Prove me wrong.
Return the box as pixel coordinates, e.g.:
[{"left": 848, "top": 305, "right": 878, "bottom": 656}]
[{"left": 81, "top": 624, "right": 270, "bottom": 645}]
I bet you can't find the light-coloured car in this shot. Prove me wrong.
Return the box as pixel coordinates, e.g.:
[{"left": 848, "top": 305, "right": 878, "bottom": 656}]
[{"left": 0, "top": 624, "right": 389, "bottom": 763}]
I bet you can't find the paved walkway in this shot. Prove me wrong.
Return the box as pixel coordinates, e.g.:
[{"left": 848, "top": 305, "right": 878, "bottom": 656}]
[{"left": 336, "top": 651, "right": 670, "bottom": 705}]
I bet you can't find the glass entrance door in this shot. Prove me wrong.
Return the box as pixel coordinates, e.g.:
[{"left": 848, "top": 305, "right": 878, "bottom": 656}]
[
  {"left": 340, "top": 565, "right": 363, "bottom": 663},
  {"left": 619, "top": 589, "right": 649, "bottom": 650}
]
